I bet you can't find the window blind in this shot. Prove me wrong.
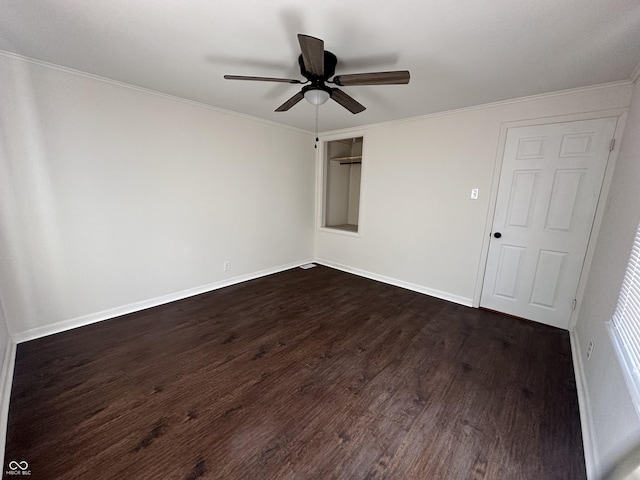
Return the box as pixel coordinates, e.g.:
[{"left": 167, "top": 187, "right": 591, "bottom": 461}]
[{"left": 609, "top": 222, "right": 640, "bottom": 411}]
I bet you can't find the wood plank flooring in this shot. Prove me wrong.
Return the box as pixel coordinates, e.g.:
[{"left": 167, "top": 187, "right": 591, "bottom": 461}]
[{"left": 4, "top": 265, "right": 586, "bottom": 479}]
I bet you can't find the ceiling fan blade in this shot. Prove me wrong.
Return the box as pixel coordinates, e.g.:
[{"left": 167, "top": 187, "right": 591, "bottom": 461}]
[
  {"left": 275, "top": 92, "right": 305, "bottom": 112},
  {"left": 333, "top": 70, "right": 410, "bottom": 86},
  {"left": 298, "top": 34, "right": 324, "bottom": 76},
  {"left": 330, "top": 89, "right": 366, "bottom": 114},
  {"left": 224, "top": 75, "right": 302, "bottom": 84}
]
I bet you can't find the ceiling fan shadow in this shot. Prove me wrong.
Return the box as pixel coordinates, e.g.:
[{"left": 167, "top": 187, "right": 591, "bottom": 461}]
[
  {"left": 337, "top": 53, "right": 400, "bottom": 70},
  {"left": 204, "top": 54, "right": 289, "bottom": 72},
  {"left": 264, "top": 82, "right": 300, "bottom": 100},
  {"left": 279, "top": 8, "right": 307, "bottom": 53}
]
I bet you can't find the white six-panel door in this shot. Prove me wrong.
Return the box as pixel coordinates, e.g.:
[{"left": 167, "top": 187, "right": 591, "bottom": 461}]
[{"left": 481, "top": 118, "right": 617, "bottom": 329}]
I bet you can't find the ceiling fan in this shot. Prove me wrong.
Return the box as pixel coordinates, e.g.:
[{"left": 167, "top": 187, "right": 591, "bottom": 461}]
[{"left": 224, "top": 34, "right": 410, "bottom": 114}]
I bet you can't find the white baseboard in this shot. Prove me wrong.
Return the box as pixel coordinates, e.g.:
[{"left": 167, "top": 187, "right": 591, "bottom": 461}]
[
  {"left": 570, "top": 330, "right": 599, "bottom": 479},
  {"left": 0, "top": 337, "right": 16, "bottom": 471},
  {"left": 12, "top": 259, "right": 314, "bottom": 343},
  {"left": 314, "top": 258, "right": 474, "bottom": 307}
]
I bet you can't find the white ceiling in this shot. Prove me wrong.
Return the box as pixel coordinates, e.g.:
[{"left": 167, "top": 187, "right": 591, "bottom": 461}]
[{"left": 1, "top": 0, "right": 639, "bottom": 132}]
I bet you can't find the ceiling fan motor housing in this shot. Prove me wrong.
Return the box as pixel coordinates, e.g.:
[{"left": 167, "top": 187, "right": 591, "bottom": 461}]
[{"left": 298, "top": 51, "right": 337, "bottom": 81}]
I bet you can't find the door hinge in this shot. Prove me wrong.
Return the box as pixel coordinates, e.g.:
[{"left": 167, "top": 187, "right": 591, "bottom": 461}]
[
  {"left": 571, "top": 299, "right": 577, "bottom": 311},
  {"left": 610, "top": 138, "right": 615, "bottom": 152}
]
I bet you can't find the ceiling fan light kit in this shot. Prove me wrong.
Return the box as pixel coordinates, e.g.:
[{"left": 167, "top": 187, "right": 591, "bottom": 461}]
[
  {"left": 224, "top": 34, "right": 410, "bottom": 115},
  {"left": 303, "top": 87, "right": 331, "bottom": 106}
]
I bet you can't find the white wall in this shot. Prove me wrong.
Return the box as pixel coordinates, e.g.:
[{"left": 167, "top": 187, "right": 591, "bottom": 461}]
[
  {"left": 0, "top": 54, "right": 316, "bottom": 338},
  {"left": 347, "top": 165, "right": 361, "bottom": 225},
  {"left": 325, "top": 162, "right": 350, "bottom": 226},
  {"left": 315, "top": 84, "right": 633, "bottom": 305},
  {"left": 573, "top": 77, "right": 640, "bottom": 478}
]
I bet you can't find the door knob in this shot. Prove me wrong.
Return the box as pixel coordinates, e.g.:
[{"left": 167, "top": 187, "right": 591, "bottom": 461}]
[{"left": 493, "top": 232, "right": 502, "bottom": 238}]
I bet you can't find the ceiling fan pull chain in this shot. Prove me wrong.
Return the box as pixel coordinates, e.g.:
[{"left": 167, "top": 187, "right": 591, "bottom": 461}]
[{"left": 315, "top": 104, "right": 319, "bottom": 149}]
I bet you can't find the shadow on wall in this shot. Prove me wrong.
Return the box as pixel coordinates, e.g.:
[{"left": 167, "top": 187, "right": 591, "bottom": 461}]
[{"left": 0, "top": 56, "right": 67, "bottom": 333}]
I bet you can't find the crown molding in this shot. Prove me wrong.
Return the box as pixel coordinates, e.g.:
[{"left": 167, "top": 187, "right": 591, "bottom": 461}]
[
  {"left": 2, "top": 49, "right": 634, "bottom": 137},
  {"left": 0, "top": 50, "right": 313, "bottom": 135},
  {"left": 320, "top": 79, "right": 633, "bottom": 136}
]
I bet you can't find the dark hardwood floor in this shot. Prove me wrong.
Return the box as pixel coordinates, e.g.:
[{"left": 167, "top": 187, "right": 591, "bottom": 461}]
[{"left": 4, "top": 265, "right": 585, "bottom": 479}]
